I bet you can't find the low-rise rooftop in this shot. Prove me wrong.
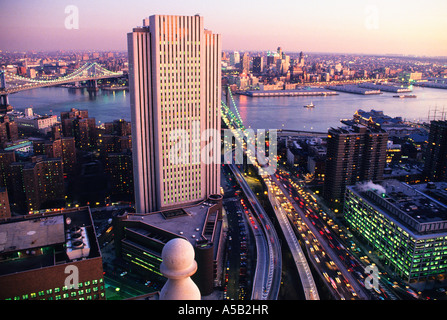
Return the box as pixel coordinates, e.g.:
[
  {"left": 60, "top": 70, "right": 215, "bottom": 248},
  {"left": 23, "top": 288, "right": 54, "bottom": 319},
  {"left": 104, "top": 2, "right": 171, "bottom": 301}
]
[{"left": 349, "top": 180, "right": 447, "bottom": 236}]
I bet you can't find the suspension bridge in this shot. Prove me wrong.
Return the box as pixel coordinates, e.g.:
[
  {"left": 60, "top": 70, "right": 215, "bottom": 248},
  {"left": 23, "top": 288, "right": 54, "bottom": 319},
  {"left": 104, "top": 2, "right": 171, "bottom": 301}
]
[{"left": 0, "top": 62, "right": 123, "bottom": 105}]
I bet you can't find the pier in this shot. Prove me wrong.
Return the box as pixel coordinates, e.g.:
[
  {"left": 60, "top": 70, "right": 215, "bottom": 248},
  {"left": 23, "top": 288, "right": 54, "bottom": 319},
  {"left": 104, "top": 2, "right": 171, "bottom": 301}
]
[
  {"left": 358, "top": 82, "right": 412, "bottom": 93},
  {"left": 241, "top": 88, "right": 338, "bottom": 97},
  {"left": 326, "top": 84, "right": 381, "bottom": 95}
]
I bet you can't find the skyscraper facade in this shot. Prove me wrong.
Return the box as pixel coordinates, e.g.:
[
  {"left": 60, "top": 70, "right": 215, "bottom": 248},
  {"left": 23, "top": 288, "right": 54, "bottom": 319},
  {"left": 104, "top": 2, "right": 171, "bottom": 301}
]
[
  {"left": 424, "top": 120, "right": 447, "bottom": 182},
  {"left": 127, "top": 15, "right": 221, "bottom": 213},
  {"left": 323, "top": 124, "right": 388, "bottom": 211},
  {"left": 10, "top": 156, "right": 64, "bottom": 213}
]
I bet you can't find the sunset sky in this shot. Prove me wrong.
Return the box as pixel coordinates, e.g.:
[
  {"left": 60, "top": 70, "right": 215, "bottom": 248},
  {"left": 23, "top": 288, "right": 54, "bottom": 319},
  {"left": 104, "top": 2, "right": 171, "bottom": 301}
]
[{"left": 1, "top": 0, "right": 446, "bottom": 56}]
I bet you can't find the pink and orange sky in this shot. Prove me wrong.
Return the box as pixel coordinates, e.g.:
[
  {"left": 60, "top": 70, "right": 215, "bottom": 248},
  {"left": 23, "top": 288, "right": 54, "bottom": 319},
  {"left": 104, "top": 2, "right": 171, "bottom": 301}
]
[{"left": 1, "top": 0, "right": 446, "bottom": 56}]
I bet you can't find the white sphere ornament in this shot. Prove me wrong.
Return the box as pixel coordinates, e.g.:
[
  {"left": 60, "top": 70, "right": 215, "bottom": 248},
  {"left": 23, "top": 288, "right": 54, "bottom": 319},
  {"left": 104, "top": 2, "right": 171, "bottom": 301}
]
[{"left": 159, "top": 238, "right": 201, "bottom": 300}]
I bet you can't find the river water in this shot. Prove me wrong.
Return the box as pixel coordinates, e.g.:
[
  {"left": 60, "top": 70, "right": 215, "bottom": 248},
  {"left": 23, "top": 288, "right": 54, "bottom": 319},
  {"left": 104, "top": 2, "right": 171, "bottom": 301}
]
[{"left": 7, "top": 86, "right": 447, "bottom": 132}]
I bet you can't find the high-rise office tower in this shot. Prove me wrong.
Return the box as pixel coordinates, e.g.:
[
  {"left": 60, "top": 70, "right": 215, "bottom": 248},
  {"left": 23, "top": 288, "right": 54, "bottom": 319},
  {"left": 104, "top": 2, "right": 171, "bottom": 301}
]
[
  {"left": 424, "top": 120, "right": 447, "bottom": 181},
  {"left": 323, "top": 124, "right": 388, "bottom": 211},
  {"left": 128, "top": 15, "right": 221, "bottom": 213}
]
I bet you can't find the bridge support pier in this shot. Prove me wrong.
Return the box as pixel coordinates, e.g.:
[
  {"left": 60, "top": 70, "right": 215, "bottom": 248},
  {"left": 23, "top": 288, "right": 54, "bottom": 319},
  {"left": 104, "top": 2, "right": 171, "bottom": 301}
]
[
  {"left": 0, "top": 94, "right": 9, "bottom": 106},
  {"left": 0, "top": 94, "right": 12, "bottom": 113},
  {"left": 86, "top": 79, "right": 98, "bottom": 97}
]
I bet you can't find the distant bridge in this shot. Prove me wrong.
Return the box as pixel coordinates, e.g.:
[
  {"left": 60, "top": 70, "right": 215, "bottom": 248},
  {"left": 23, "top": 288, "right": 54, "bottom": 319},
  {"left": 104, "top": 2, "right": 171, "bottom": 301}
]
[{"left": 0, "top": 62, "right": 124, "bottom": 105}]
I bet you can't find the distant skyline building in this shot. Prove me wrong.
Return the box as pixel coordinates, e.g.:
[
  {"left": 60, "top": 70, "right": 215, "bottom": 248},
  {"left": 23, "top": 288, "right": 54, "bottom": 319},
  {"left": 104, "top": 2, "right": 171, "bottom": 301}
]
[
  {"left": 127, "top": 14, "right": 221, "bottom": 213},
  {"left": 230, "top": 51, "right": 240, "bottom": 66},
  {"left": 252, "top": 56, "right": 263, "bottom": 73},
  {"left": 323, "top": 124, "right": 388, "bottom": 211},
  {"left": 241, "top": 52, "right": 250, "bottom": 73}
]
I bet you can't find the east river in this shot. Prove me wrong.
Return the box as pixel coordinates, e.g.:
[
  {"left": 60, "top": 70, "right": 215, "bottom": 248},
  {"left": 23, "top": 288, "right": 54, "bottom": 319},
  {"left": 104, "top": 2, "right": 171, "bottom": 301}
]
[{"left": 7, "top": 85, "right": 447, "bottom": 132}]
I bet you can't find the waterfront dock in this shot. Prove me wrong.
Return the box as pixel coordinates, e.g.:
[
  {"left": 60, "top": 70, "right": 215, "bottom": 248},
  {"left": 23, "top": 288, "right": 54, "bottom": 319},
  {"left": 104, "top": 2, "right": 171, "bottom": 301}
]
[
  {"left": 242, "top": 87, "right": 338, "bottom": 97},
  {"left": 358, "top": 82, "right": 412, "bottom": 93},
  {"left": 326, "top": 84, "right": 381, "bottom": 95}
]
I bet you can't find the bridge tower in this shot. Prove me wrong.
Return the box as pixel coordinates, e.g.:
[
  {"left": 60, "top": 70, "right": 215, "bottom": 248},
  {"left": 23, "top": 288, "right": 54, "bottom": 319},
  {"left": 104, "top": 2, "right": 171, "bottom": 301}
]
[
  {"left": 0, "top": 72, "right": 10, "bottom": 108},
  {"left": 223, "top": 84, "right": 230, "bottom": 107},
  {"left": 86, "top": 63, "right": 99, "bottom": 96}
]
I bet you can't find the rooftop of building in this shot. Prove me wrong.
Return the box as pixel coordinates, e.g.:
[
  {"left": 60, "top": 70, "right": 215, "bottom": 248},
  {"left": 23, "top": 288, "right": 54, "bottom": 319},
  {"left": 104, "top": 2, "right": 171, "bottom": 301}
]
[
  {"left": 380, "top": 180, "right": 447, "bottom": 223},
  {"left": 355, "top": 109, "right": 404, "bottom": 126},
  {"left": 125, "top": 196, "right": 222, "bottom": 247},
  {"left": 348, "top": 180, "right": 447, "bottom": 237},
  {"left": 0, "top": 207, "right": 101, "bottom": 277},
  {"left": 383, "top": 163, "right": 423, "bottom": 177},
  {"left": 329, "top": 123, "right": 387, "bottom": 135},
  {"left": 0, "top": 215, "right": 65, "bottom": 254},
  {"left": 412, "top": 181, "right": 447, "bottom": 207}
]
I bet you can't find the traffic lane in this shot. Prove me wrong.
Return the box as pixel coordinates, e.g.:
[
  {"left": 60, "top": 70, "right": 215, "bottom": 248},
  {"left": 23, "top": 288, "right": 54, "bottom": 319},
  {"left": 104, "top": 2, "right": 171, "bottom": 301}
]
[
  {"left": 230, "top": 164, "right": 281, "bottom": 300},
  {"left": 272, "top": 175, "right": 368, "bottom": 300},
  {"left": 223, "top": 198, "right": 242, "bottom": 300},
  {"left": 269, "top": 178, "right": 353, "bottom": 300},
  {"left": 291, "top": 206, "right": 355, "bottom": 300},
  {"left": 276, "top": 172, "right": 388, "bottom": 299}
]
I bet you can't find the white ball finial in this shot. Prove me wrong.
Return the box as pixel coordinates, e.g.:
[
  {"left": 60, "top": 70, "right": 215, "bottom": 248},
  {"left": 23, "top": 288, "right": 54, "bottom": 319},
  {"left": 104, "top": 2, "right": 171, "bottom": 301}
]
[{"left": 159, "top": 238, "right": 201, "bottom": 300}]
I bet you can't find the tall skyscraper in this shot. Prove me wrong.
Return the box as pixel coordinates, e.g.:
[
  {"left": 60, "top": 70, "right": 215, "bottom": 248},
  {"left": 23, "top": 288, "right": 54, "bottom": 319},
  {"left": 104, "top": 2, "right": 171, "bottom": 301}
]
[
  {"left": 127, "top": 15, "right": 221, "bottom": 213},
  {"left": 424, "top": 120, "right": 447, "bottom": 181},
  {"left": 323, "top": 124, "right": 388, "bottom": 211}
]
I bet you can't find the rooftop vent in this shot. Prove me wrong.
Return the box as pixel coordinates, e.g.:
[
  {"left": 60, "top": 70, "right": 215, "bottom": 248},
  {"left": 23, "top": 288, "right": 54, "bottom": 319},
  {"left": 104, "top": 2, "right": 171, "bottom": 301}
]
[{"left": 66, "top": 226, "right": 90, "bottom": 260}]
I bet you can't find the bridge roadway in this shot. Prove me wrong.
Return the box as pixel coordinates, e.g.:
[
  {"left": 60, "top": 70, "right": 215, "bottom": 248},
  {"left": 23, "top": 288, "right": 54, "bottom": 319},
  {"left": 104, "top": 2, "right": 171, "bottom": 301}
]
[
  {"left": 228, "top": 162, "right": 281, "bottom": 300},
  {"left": 1, "top": 73, "right": 123, "bottom": 95},
  {"left": 264, "top": 176, "right": 320, "bottom": 300}
]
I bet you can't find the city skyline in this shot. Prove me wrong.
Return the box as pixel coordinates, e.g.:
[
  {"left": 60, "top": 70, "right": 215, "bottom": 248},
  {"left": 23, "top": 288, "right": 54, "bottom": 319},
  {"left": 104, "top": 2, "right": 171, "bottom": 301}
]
[
  {"left": 1, "top": 0, "right": 447, "bottom": 57},
  {"left": 2, "top": 5, "right": 447, "bottom": 304}
]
